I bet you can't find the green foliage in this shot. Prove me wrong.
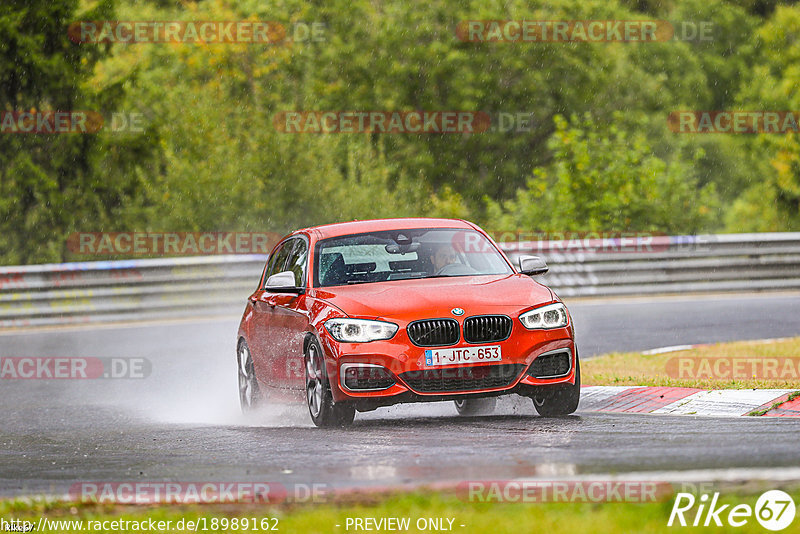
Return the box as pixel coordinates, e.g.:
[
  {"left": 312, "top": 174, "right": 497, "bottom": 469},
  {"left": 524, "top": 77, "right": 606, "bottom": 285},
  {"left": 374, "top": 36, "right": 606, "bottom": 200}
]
[
  {"left": 729, "top": 5, "right": 800, "bottom": 231},
  {"left": 0, "top": 0, "right": 162, "bottom": 264},
  {"left": 486, "top": 113, "right": 717, "bottom": 233},
  {"left": 0, "top": 0, "right": 797, "bottom": 264}
]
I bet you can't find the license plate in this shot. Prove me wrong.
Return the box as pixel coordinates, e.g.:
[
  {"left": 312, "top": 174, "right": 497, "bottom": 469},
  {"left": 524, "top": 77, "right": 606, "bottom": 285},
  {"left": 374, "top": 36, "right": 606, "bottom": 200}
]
[{"left": 424, "top": 346, "right": 502, "bottom": 367}]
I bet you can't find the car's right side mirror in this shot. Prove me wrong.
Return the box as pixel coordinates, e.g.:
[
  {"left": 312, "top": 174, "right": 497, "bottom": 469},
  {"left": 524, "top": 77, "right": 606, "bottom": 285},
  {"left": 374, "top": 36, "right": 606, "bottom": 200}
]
[{"left": 519, "top": 255, "right": 549, "bottom": 276}]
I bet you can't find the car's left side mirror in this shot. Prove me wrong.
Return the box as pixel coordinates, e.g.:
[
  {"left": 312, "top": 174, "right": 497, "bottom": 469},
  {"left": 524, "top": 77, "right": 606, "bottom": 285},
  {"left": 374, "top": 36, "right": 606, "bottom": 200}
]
[
  {"left": 265, "top": 271, "right": 305, "bottom": 294},
  {"left": 519, "top": 255, "right": 549, "bottom": 276}
]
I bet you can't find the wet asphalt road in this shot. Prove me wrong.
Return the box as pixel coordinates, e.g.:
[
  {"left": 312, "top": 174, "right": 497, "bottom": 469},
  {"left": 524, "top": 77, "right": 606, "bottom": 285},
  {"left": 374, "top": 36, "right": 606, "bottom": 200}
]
[{"left": 1, "top": 292, "right": 799, "bottom": 497}]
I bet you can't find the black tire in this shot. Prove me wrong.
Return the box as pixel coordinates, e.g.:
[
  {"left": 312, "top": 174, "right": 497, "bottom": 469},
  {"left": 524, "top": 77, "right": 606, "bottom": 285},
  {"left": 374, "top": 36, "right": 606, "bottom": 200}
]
[
  {"left": 304, "top": 338, "right": 355, "bottom": 427},
  {"left": 454, "top": 397, "right": 497, "bottom": 416},
  {"left": 237, "top": 339, "right": 262, "bottom": 413},
  {"left": 531, "top": 358, "right": 581, "bottom": 417}
]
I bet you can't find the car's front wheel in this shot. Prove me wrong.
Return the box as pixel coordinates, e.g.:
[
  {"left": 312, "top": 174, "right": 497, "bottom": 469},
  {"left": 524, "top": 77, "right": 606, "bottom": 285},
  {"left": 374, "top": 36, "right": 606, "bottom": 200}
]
[
  {"left": 453, "top": 397, "right": 497, "bottom": 416},
  {"left": 531, "top": 358, "right": 581, "bottom": 417},
  {"left": 237, "top": 339, "right": 262, "bottom": 413},
  {"left": 304, "top": 338, "right": 355, "bottom": 427}
]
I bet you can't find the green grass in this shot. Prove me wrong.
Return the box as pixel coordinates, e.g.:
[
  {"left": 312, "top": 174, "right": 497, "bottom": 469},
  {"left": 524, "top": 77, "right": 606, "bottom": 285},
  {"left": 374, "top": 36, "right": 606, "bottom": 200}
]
[
  {"left": 583, "top": 337, "right": 800, "bottom": 390},
  {"left": 3, "top": 490, "right": 800, "bottom": 533},
  {"left": 748, "top": 390, "right": 800, "bottom": 416}
]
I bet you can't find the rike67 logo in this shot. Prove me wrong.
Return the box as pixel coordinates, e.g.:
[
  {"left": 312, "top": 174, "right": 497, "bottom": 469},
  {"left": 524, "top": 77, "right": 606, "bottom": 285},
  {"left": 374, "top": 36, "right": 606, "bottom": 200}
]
[{"left": 669, "top": 490, "right": 796, "bottom": 531}]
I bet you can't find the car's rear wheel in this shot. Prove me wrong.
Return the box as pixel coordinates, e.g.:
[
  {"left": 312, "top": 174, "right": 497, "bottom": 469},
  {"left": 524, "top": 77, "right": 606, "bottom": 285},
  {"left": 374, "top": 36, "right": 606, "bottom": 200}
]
[
  {"left": 237, "top": 340, "right": 262, "bottom": 413},
  {"left": 305, "top": 338, "right": 355, "bottom": 427},
  {"left": 453, "top": 397, "right": 497, "bottom": 416},
  {"left": 531, "top": 358, "right": 581, "bottom": 417}
]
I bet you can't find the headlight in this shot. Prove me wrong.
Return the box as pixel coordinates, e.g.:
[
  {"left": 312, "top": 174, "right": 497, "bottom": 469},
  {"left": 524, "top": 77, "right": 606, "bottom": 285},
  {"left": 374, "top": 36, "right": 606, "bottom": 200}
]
[
  {"left": 519, "top": 303, "right": 568, "bottom": 329},
  {"left": 324, "top": 318, "right": 398, "bottom": 343}
]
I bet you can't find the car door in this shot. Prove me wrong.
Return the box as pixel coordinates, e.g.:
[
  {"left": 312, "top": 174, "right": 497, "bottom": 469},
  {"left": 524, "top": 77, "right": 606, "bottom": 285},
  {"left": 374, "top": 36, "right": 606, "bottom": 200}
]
[
  {"left": 249, "top": 239, "right": 294, "bottom": 388},
  {"left": 269, "top": 237, "right": 310, "bottom": 391}
]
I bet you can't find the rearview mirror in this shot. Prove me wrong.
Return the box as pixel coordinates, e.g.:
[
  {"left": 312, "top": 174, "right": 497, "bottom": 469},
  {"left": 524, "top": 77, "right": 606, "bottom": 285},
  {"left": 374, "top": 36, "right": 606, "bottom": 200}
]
[
  {"left": 385, "top": 242, "right": 420, "bottom": 254},
  {"left": 519, "top": 256, "right": 548, "bottom": 276},
  {"left": 265, "top": 271, "right": 304, "bottom": 293}
]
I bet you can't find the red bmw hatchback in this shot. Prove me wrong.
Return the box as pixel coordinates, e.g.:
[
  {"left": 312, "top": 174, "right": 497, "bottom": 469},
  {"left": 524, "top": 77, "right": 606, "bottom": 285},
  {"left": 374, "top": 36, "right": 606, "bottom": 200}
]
[{"left": 236, "top": 218, "right": 579, "bottom": 427}]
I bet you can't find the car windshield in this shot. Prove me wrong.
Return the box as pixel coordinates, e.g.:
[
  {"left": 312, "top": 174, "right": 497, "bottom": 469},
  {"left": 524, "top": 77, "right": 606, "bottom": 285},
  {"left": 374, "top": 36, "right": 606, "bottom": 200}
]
[{"left": 314, "top": 228, "right": 513, "bottom": 287}]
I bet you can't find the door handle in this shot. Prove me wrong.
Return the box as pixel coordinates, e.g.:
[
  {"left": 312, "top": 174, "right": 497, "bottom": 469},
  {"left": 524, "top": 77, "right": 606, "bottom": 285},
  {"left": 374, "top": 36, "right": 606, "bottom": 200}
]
[
  {"left": 250, "top": 295, "right": 273, "bottom": 309},
  {"left": 257, "top": 295, "right": 277, "bottom": 307}
]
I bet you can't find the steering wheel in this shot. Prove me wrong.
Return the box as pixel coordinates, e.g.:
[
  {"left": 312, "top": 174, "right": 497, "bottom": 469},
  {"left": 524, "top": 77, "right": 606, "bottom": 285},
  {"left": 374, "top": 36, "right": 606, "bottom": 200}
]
[{"left": 434, "top": 263, "right": 476, "bottom": 276}]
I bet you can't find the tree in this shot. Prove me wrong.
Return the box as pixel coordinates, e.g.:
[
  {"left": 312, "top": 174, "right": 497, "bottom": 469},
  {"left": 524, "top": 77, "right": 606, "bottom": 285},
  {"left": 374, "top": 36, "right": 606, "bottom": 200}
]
[
  {"left": 0, "top": 0, "right": 161, "bottom": 264},
  {"left": 486, "top": 113, "right": 718, "bottom": 233},
  {"left": 727, "top": 5, "right": 800, "bottom": 231}
]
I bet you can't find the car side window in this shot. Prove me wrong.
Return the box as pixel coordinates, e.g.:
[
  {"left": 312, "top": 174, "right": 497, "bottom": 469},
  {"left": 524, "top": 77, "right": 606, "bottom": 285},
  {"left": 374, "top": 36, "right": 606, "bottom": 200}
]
[
  {"left": 262, "top": 239, "right": 295, "bottom": 288},
  {"left": 285, "top": 238, "right": 308, "bottom": 287}
]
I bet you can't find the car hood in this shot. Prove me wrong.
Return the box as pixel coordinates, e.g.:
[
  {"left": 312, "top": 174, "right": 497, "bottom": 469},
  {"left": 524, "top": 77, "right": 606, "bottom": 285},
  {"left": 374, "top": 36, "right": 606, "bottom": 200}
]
[{"left": 313, "top": 274, "right": 555, "bottom": 321}]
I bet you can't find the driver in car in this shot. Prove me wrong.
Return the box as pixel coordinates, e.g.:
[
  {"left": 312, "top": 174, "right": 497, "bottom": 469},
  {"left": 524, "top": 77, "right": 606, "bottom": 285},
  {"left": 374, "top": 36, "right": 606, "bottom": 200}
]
[{"left": 429, "top": 244, "right": 459, "bottom": 275}]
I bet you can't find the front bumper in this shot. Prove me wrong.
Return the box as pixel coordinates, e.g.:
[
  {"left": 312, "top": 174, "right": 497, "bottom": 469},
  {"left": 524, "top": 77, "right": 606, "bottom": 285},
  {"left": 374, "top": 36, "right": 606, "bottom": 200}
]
[{"left": 321, "top": 325, "right": 576, "bottom": 405}]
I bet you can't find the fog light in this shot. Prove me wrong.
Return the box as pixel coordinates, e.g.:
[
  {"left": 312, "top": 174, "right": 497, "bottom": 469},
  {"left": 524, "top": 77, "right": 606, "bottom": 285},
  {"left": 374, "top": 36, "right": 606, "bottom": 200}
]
[
  {"left": 528, "top": 349, "right": 572, "bottom": 378},
  {"left": 340, "top": 364, "right": 395, "bottom": 391}
]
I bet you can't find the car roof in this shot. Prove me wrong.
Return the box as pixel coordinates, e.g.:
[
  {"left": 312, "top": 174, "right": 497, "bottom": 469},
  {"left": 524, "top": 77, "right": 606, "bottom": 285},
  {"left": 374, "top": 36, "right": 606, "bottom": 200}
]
[{"left": 298, "top": 218, "right": 477, "bottom": 240}]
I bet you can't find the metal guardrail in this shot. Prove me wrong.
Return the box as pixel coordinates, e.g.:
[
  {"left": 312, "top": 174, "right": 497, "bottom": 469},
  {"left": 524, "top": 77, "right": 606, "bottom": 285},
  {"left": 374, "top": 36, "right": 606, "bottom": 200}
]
[
  {"left": 1, "top": 233, "right": 799, "bottom": 328},
  {"left": 0, "top": 256, "right": 265, "bottom": 328},
  {"left": 503, "top": 233, "right": 800, "bottom": 297}
]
